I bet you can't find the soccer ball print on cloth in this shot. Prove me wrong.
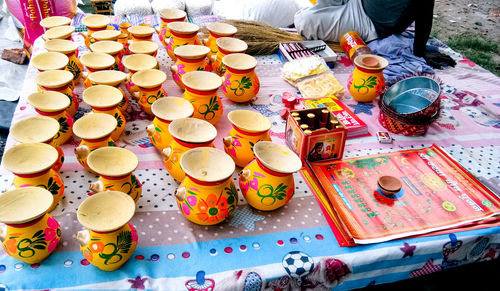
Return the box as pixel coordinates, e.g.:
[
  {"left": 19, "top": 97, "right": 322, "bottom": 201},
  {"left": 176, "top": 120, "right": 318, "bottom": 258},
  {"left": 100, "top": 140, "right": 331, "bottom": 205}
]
[{"left": 282, "top": 251, "right": 315, "bottom": 284}]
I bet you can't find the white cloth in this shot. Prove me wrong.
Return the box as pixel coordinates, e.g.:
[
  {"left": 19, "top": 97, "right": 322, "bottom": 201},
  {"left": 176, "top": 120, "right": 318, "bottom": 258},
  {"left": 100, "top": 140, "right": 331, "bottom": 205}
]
[{"left": 294, "top": 0, "right": 378, "bottom": 42}]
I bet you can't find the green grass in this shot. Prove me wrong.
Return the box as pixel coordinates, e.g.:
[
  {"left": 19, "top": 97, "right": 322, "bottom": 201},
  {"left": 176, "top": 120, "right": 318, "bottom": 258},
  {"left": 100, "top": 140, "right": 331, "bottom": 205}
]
[{"left": 446, "top": 33, "right": 500, "bottom": 76}]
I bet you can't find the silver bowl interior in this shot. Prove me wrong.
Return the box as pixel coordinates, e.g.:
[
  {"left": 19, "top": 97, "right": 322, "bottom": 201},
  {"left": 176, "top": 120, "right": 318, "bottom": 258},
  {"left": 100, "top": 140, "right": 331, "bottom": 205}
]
[{"left": 383, "top": 77, "right": 440, "bottom": 115}]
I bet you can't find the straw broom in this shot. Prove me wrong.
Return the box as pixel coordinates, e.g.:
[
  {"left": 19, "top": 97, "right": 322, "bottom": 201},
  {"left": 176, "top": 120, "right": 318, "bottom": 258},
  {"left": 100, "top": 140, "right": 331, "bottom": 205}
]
[{"left": 220, "top": 20, "right": 303, "bottom": 55}]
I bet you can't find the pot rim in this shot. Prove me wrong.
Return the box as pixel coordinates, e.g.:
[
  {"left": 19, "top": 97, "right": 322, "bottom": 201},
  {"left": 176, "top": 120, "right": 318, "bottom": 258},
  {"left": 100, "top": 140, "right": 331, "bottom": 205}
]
[
  {"left": 80, "top": 52, "right": 116, "bottom": 69},
  {"left": 253, "top": 141, "right": 302, "bottom": 174},
  {"left": 72, "top": 113, "right": 117, "bottom": 140},
  {"left": 77, "top": 191, "right": 135, "bottom": 232},
  {"left": 82, "top": 14, "right": 110, "bottom": 29},
  {"left": 159, "top": 8, "right": 187, "bottom": 20},
  {"left": 32, "top": 52, "right": 69, "bottom": 71},
  {"left": 122, "top": 54, "right": 158, "bottom": 72},
  {"left": 182, "top": 71, "right": 222, "bottom": 92},
  {"left": 0, "top": 187, "right": 54, "bottom": 224},
  {"left": 44, "top": 39, "right": 77, "bottom": 54},
  {"left": 129, "top": 41, "right": 159, "bottom": 55},
  {"left": 40, "top": 16, "right": 72, "bottom": 29},
  {"left": 222, "top": 53, "right": 257, "bottom": 71},
  {"left": 353, "top": 54, "right": 388, "bottom": 71},
  {"left": 35, "top": 70, "right": 73, "bottom": 88},
  {"left": 91, "top": 29, "right": 121, "bottom": 41},
  {"left": 127, "top": 25, "right": 155, "bottom": 37},
  {"left": 130, "top": 69, "right": 167, "bottom": 88},
  {"left": 216, "top": 37, "right": 248, "bottom": 53},
  {"left": 167, "top": 22, "right": 199, "bottom": 35},
  {"left": 87, "top": 147, "right": 139, "bottom": 177},
  {"left": 90, "top": 40, "right": 124, "bottom": 55},
  {"left": 174, "top": 45, "right": 210, "bottom": 60},
  {"left": 44, "top": 25, "right": 75, "bottom": 39},
  {"left": 11, "top": 116, "right": 60, "bottom": 144},
  {"left": 180, "top": 147, "right": 235, "bottom": 182},
  {"left": 27, "top": 91, "right": 71, "bottom": 112},
  {"left": 2, "top": 142, "right": 58, "bottom": 175},
  {"left": 207, "top": 22, "right": 237, "bottom": 36},
  {"left": 151, "top": 97, "right": 194, "bottom": 121},
  {"left": 169, "top": 117, "right": 217, "bottom": 143},
  {"left": 88, "top": 70, "right": 127, "bottom": 86},
  {"left": 83, "top": 85, "right": 123, "bottom": 108},
  {"left": 227, "top": 110, "right": 271, "bottom": 133}
]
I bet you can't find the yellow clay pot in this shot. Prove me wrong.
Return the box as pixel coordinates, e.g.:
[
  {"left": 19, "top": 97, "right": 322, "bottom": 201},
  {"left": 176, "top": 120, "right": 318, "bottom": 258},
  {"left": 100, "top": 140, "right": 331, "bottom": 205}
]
[
  {"left": 83, "top": 85, "right": 126, "bottom": 140},
  {"left": 347, "top": 54, "right": 388, "bottom": 103},
  {"left": 73, "top": 113, "right": 117, "bottom": 172},
  {"left": 43, "top": 25, "right": 75, "bottom": 41},
  {"left": 119, "top": 22, "right": 131, "bottom": 38},
  {"left": 40, "top": 16, "right": 71, "bottom": 29},
  {"left": 221, "top": 53, "right": 260, "bottom": 103},
  {"left": 10, "top": 116, "right": 64, "bottom": 172},
  {"left": 76, "top": 191, "right": 137, "bottom": 271},
  {"left": 162, "top": 118, "right": 217, "bottom": 182},
  {"left": 165, "top": 22, "right": 200, "bottom": 61},
  {"left": 239, "top": 141, "right": 302, "bottom": 211},
  {"left": 128, "top": 41, "right": 159, "bottom": 57},
  {"left": 128, "top": 25, "right": 155, "bottom": 42},
  {"left": 211, "top": 37, "right": 247, "bottom": 76},
  {"left": 122, "top": 53, "right": 159, "bottom": 96},
  {"left": 203, "top": 22, "right": 237, "bottom": 60},
  {"left": 176, "top": 147, "right": 237, "bottom": 225},
  {"left": 0, "top": 187, "right": 61, "bottom": 264},
  {"left": 182, "top": 71, "right": 223, "bottom": 125},
  {"left": 35, "top": 70, "right": 79, "bottom": 117},
  {"left": 1, "top": 143, "right": 64, "bottom": 212},
  {"left": 171, "top": 45, "right": 211, "bottom": 89},
  {"left": 87, "top": 147, "right": 141, "bottom": 203},
  {"left": 223, "top": 110, "right": 271, "bottom": 168},
  {"left": 80, "top": 52, "right": 117, "bottom": 88},
  {"left": 44, "top": 39, "right": 84, "bottom": 82},
  {"left": 27, "top": 91, "right": 74, "bottom": 146},
  {"left": 88, "top": 70, "right": 129, "bottom": 112},
  {"left": 146, "top": 97, "right": 194, "bottom": 152},
  {"left": 130, "top": 69, "right": 167, "bottom": 115},
  {"left": 82, "top": 14, "right": 111, "bottom": 48},
  {"left": 90, "top": 41, "right": 125, "bottom": 72},
  {"left": 158, "top": 8, "right": 186, "bottom": 46}
]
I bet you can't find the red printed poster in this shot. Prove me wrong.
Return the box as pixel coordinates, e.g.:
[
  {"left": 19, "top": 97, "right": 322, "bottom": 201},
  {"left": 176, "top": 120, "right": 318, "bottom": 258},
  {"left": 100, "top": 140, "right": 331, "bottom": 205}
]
[{"left": 309, "top": 145, "right": 500, "bottom": 244}]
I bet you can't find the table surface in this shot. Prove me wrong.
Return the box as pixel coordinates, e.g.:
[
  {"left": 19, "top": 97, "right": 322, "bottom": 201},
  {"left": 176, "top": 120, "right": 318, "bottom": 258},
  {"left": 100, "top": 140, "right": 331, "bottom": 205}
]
[{"left": 0, "top": 28, "right": 500, "bottom": 291}]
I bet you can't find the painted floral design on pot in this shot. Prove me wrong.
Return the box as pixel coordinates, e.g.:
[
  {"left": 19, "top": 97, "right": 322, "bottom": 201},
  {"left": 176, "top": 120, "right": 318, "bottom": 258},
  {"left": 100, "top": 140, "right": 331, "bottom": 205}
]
[
  {"left": 10, "top": 116, "right": 65, "bottom": 172},
  {"left": 347, "top": 54, "right": 388, "bottom": 103},
  {"left": 175, "top": 148, "right": 237, "bottom": 225},
  {"left": 131, "top": 69, "right": 168, "bottom": 115},
  {"left": 223, "top": 110, "right": 271, "bottom": 168},
  {"left": 221, "top": 53, "right": 260, "bottom": 103},
  {"left": 2, "top": 143, "right": 64, "bottom": 212},
  {"left": 76, "top": 191, "right": 137, "bottom": 271},
  {"left": 166, "top": 22, "right": 200, "bottom": 61},
  {"left": 202, "top": 22, "right": 237, "bottom": 61},
  {"left": 87, "top": 147, "right": 142, "bottom": 203},
  {"left": 158, "top": 8, "right": 187, "bottom": 46},
  {"left": 83, "top": 85, "right": 127, "bottom": 140},
  {"left": 35, "top": 70, "right": 79, "bottom": 117},
  {"left": 44, "top": 39, "right": 84, "bottom": 83},
  {"left": 211, "top": 37, "right": 248, "bottom": 76},
  {"left": 239, "top": 141, "right": 302, "bottom": 211},
  {"left": 0, "top": 187, "right": 61, "bottom": 264},
  {"left": 27, "top": 91, "right": 74, "bottom": 146},
  {"left": 146, "top": 97, "right": 194, "bottom": 152},
  {"left": 182, "top": 71, "right": 223, "bottom": 125},
  {"left": 122, "top": 53, "right": 158, "bottom": 96},
  {"left": 162, "top": 118, "right": 217, "bottom": 182},
  {"left": 171, "top": 45, "right": 211, "bottom": 89},
  {"left": 73, "top": 113, "right": 117, "bottom": 172}
]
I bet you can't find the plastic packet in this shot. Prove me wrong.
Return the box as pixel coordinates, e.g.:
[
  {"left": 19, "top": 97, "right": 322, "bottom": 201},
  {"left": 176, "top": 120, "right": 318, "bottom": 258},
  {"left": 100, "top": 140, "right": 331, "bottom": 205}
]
[
  {"left": 281, "top": 55, "right": 328, "bottom": 86},
  {"left": 296, "top": 72, "right": 344, "bottom": 99}
]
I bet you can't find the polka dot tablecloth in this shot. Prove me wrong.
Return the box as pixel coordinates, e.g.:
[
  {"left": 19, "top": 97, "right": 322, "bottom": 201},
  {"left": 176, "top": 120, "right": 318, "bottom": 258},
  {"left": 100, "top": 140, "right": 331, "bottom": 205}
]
[{"left": 0, "top": 29, "right": 500, "bottom": 291}]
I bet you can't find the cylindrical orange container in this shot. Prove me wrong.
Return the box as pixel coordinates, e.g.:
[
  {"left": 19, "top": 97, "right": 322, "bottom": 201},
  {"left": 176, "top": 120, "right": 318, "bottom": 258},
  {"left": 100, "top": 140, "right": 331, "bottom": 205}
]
[{"left": 340, "top": 31, "right": 372, "bottom": 62}]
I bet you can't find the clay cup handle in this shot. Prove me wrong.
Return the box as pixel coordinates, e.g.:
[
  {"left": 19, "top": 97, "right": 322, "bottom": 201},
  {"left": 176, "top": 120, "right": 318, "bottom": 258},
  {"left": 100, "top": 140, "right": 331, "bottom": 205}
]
[
  {"left": 74, "top": 144, "right": 90, "bottom": 161},
  {"left": 201, "top": 37, "right": 208, "bottom": 46},
  {"left": 210, "top": 54, "right": 217, "bottom": 64},
  {"left": 89, "top": 180, "right": 104, "bottom": 193},
  {"left": 76, "top": 230, "right": 90, "bottom": 246},
  {"left": 239, "top": 169, "right": 251, "bottom": 182},
  {"left": 170, "top": 65, "right": 177, "bottom": 75},
  {"left": 175, "top": 186, "right": 187, "bottom": 201},
  {"left": 146, "top": 124, "right": 155, "bottom": 137},
  {"left": 222, "top": 136, "right": 232, "bottom": 148},
  {"left": 0, "top": 224, "right": 6, "bottom": 242},
  {"left": 161, "top": 147, "right": 172, "bottom": 160}
]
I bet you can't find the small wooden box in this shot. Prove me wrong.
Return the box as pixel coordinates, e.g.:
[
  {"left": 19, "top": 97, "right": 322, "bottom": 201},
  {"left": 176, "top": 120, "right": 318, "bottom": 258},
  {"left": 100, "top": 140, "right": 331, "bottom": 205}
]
[{"left": 285, "top": 108, "right": 347, "bottom": 162}]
